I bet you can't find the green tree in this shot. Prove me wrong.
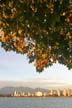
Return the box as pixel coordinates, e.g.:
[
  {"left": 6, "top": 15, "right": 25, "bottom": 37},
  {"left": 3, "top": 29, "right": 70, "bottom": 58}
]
[{"left": 0, "top": 0, "right": 72, "bottom": 72}]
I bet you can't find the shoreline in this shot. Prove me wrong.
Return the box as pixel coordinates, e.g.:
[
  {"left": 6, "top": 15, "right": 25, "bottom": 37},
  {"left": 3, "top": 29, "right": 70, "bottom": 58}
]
[{"left": 0, "top": 96, "right": 72, "bottom": 98}]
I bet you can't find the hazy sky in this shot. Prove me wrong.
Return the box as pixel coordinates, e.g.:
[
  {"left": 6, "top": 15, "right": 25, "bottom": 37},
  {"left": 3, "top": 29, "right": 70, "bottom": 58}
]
[{"left": 0, "top": 46, "right": 72, "bottom": 84}]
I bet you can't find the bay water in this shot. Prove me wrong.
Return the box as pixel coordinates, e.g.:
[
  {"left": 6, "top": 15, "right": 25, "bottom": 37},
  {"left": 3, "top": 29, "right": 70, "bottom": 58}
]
[{"left": 0, "top": 97, "right": 72, "bottom": 108}]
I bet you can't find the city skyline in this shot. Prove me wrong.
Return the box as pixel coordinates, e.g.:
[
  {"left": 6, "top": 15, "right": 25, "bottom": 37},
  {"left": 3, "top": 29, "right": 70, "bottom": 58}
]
[{"left": 0, "top": 86, "right": 72, "bottom": 97}]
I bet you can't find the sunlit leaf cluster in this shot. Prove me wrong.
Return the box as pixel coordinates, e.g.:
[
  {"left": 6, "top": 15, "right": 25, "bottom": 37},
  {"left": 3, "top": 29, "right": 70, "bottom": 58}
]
[{"left": 0, "top": 0, "right": 72, "bottom": 72}]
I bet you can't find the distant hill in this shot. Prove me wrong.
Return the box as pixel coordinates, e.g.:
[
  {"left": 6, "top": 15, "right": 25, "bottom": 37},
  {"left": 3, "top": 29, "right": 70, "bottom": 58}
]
[{"left": 0, "top": 87, "right": 49, "bottom": 94}]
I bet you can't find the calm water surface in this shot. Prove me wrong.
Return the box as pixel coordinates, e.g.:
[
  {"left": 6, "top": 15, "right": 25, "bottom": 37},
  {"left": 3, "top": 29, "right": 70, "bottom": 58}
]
[{"left": 0, "top": 97, "right": 72, "bottom": 108}]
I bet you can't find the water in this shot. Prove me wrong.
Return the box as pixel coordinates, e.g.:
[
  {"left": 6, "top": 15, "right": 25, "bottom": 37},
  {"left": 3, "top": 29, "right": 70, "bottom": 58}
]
[{"left": 0, "top": 97, "right": 72, "bottom": 108}]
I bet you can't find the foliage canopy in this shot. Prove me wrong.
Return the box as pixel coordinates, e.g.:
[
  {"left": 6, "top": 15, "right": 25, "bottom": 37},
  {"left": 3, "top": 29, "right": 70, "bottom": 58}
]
[{"left": 0, "top": 0, "right": 72, "bottom": 72}]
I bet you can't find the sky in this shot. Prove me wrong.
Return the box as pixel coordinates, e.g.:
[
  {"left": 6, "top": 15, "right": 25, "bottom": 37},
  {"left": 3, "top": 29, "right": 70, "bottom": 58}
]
[{"left": 0, "top": 45, "right": 72, "bottom": 88}]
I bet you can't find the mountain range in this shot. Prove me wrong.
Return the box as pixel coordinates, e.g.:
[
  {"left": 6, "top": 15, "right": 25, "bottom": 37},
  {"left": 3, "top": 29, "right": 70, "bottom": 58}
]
[{"left": 0, "top": 87, "right": 49, "bottom": 94}]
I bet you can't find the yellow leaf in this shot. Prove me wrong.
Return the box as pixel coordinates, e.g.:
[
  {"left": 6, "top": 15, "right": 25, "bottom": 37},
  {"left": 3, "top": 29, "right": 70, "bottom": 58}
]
[
  {"left": 42, "top": 54, "right": 47, "bottom": 58},
  {"left": 62, "top": 12, "right": 66, "bottom": 16},
  {"left": 18, "top": 29, "right": 22, "bottom": 35},
  {"left": 2, "top": 36, "right": 5, "bottom": 42},
  {"left": 13, "top": 35, "right": 17, "bottom": 41}
]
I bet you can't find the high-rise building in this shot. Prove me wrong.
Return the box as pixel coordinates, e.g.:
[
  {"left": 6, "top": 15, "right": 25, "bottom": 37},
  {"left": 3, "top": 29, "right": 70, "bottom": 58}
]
[
  {"left": 63, "top": 89, "right": 67, "bottom": 96},
  {"left": 67, "top": 89, "right": 71, "bottom": 96},
  {"left": 43, "top": 92, "right": 47, "bottom": 97},
  {"left": 35, "top": 91, "right": 43, "bottom": 97},
  {"left": 28, "top": 92, "right": 31, "bottom": 96},
  {"left": 20, "top": 92, "right": 25, "bottom": 96},
  {"left": 57, "top": 89, "right": 61, "bottom": 96},
  {"left": 13, "top": 90, "right": 20, "bottom": 96},
  {"left": 50, "top": 89, "right": 53, "bottom": 96}
]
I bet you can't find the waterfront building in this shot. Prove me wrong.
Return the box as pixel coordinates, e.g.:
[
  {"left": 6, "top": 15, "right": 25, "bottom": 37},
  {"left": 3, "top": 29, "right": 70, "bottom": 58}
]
[
  {"left": 14, "top": 91, "right": 17, "bottom": 96},
  {"left": 57, "top": 89, "right": 61, "bottom": 96},
  {"left": 35, "top": 91, "right": 43, "bottom": 97},
  {"left": 50, "top": 89, "right": 53, "bottom": 96},
  {"left": 43, "top": 92, "right": 47, "bottom": 97},
  {"left": 71, "top": 90, "right": 72, "bottom": 96},
  {"left": 13, "top": 91, "right": 20, "bottom": 96},
  {"left": 20, "top": 92, "right": 25, "bottom": 96},
  {"left": 31, "top": 93, "right": 34, "bottom": 97},
  {"left": 63, "top": 89, "right": 67, "bottom": 96},
  {"left": 53, "top": 90, "right": 57, "bottom": 96},
  {"left": 67, "top": 89, "right": 71, "bottom": 96},
  {"left": 47, "top": 91, "right": 50, "bottom": 96},
  {"left": 28, "top": 92, "right": 31, "bottom": 96}
]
